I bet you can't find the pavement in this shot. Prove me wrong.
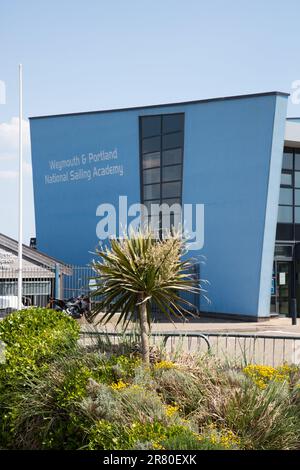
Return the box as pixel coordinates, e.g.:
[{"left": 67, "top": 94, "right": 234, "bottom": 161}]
[
  {"left": 81, "top": 314, "right": 300, "bottom": 337},
  {"left": 149, "top": 316, "right": 300, "bottom": 336}
]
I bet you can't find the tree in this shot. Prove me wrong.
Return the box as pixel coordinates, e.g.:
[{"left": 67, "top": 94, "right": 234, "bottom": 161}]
[{"left": 88, "top": 230, "right": 202, "bottom": 363}]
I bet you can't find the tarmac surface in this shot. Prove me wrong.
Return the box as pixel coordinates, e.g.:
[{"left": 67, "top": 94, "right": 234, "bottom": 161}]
[{"left": 82, "top": 314, "right": 300, "bottom": 336}]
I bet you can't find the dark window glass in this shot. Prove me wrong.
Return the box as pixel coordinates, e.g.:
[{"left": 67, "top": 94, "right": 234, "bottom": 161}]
[
  {"left": 143, "top": 200, "right": 160, "bottom": 213},
  {"left": 281, "top": 173, "right": 292, "bottom": 186},
  {"left": 162, "top": 114, "right": 184, "bottom": 134},
  {"left": 162, "top": 181, "right": 181, "bottom": 198},
  {"left": 162, "top": 164, "right": 182, "bottom": 182},
  {"left": 295, "top": 224, "right": 300, "bottom": 241},
  {"left": 162, "top": 132, "right": 183, "bottom": 150},
  {"left": 142, "top": 152, "right": 160, "bottom": 169},
  {"left": 276, "top": 223, "right": 293, "bottom": 240},
  {"left": 143, "top": 168, "right": 160, "bottom": 184},
  {"left": 279, "top": 188, "right": 293, "bottom": 205},
  {"left": 282, "top": 151, "right": 293, "bottom": 170},
  {"left": 162, "top": 213, "right": 182, "bottom": 231},
  {"left": 275, "top": 245, "right": 293, "bottom": 258},
  {"left": 141, "top": 116, "right": 161, "bottom": 138},
  {"left": 295, "top": 172, "right": 300, "bottom": 188},
  {"left": 143, "top": 184, "right": 160, "bottom": 200},
  {"left": 162, "top": 197, "right": 181, "bottom": 207},
  {"left": 160, "top": 203, "right": 182, "bottom": 216},
  {"left": 278, "top": 206, "right": 293, "bottom": 223},
  {"left": 140, "top": 113, "right": 184, "bottom": 236},
  {"left": 295, "top": 151, "right": 300, "bottom": 170},
  {"left": 142, "top": 136, "right": 160, "bottom": 154},
  {"left": 162, "top": 148, "right": 182, "bottom": 165}
]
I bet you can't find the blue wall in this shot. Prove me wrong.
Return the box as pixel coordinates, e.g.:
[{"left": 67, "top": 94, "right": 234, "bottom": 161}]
[{"left": 30, "top": 93, "right": 288, "bottom": 317}]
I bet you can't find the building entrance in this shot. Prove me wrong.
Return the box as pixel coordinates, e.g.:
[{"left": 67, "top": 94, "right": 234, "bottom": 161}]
[
  {"left": 271, "top": 244, "right": 294, "bottom": 316},
  {"left": 276, "top": 261, "right": 291, "bottom": 315}
]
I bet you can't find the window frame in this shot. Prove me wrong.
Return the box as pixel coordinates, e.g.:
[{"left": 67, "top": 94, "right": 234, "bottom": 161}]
[{"left": 139, "top": 113, "right": 185, "bottom": 233}]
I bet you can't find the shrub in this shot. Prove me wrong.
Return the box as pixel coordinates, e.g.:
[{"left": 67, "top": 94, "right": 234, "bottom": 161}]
[
  {"left": 85, "top": 354, "right": 141, "bottom": 385},
  {"left": 196, "top": 378, "right": 300, "bottom": 450},
  {"left": 154, "top": 366, "right": 203, "bottom": 414},
  {"left": 162, "top": 425, "right": 240, "bottom": 450},
  {"left": 1, "top": 350, "right": 100, "bottom": 450},
  {"left": 86, "top": 420, "right": 130, "bottom": 450},
  {"left": 0, "top": 308, "right": 79, "bottom": 378},
  {"left": 224, "top": 382, "right": 300, "bottom": 449},
  {"left": 0, "top": 308, "right": 80, "bottom": 449},
  {"left": 86, "top": 420, "right": 204, "bottom": 450},
  {"left": 116, "top": 384, "right": 168, "bottom": 424},
  {"left": 1, "top": 311, "right": 299, "bottom": 451}
]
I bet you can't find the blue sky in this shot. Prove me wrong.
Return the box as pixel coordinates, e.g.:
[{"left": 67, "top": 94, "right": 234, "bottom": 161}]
[{"left": 1, "top": 0, "right": 300, "bottom": 243}]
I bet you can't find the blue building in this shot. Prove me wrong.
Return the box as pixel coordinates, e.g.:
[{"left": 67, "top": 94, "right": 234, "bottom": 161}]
[{"left": 29, "top": 91, "right": 300, "bottom": 321}]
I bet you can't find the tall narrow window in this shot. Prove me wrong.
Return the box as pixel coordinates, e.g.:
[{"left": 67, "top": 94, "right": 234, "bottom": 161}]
[
  {"left": 140, "top": 113, "right": 184, "bottom": 235},
  {"left": 277, "top": 147, "right": 300, "bottom": 241}
]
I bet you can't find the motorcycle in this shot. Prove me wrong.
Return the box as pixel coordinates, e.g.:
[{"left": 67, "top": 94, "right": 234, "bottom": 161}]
[{"left": 47, "top": 294, "right": 90, "bottom": 319}]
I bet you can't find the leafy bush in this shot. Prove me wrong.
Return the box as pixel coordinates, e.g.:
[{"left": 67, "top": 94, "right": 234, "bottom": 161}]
[
  {"left": 0, "top": 308, "right": 79, "bottom": 378},
  {"left": 161, "top": 425, "right": 240, "bottom": 450},
  {"left": 86, "top": 420, "right": 199, "bottom": 450},
  {"left": 0, "top": 308, "right": 80, "bottom": 448},
  {"left": 93, "top": 354, "right": 141, "bottom": 384},
  {"left": 0, "top": 310, "right": 299, "bottom": 451}
]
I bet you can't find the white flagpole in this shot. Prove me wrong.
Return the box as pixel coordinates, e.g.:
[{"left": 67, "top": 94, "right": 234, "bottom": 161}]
[{"left": 17, "top": 64, "right": 23, "bottom": 310}]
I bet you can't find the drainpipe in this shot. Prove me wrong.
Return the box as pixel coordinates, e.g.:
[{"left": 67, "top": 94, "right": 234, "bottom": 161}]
[{"left": 55, "top": 264, "right": 60, "bottom": 299}]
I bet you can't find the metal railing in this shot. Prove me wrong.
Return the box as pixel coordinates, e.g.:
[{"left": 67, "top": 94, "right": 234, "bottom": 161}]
[
  {"left": 63, "top": 266, "right": 94, "bottom": 299},
  {"left": 0, "top": 263, "right": 201, "bottom": 317},
  {"left": 0, "top": 265, "right": 55, "bottom": 317},
  {"left": 0, "top": 265, "right": 94, "bottom": 317},
  {"left": 79, "top": 330, "right": 300, "bottom": 366},
  {"left": 202, "top": 332, "right": 300, "bottom": 366}
]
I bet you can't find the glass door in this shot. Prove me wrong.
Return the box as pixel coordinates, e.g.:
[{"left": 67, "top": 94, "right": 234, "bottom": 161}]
[{"left": 276, "top": 261, "right": 291, "bottom": 315}]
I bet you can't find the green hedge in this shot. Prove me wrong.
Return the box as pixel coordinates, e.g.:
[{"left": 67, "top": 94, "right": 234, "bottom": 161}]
[
  {"left": 0, "top": 307, "right": 79, "bottom": 378},
  {"left": 0, "top": 308, "right": 80, "bottom": 447}
]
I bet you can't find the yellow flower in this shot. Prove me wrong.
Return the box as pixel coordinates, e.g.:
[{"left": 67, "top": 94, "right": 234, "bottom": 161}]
[
  {"left": 203, "top": 428, "right": 240, "bottom": 449},
  {"left": 154, "top": 360, "right": 177, "bottom": 370},
  {"left": 165, "top": 404, "right": 179, "bottom": 417},
  {"left": 243, "top": 364, "right": 293, "bottom": 389},
  {"left": 153, "top": 442, "right": 165, "bottom": 450},
  {"left": 110, "top": 379, "right": 128, "bottom": 390}
]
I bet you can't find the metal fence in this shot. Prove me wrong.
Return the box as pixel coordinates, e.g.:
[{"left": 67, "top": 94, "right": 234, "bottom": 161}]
[
  {"left": 0, "top": 265, "right": 55, "bottom": 317},
  {"left": 62, "top": 266, "right": 94, "bottom": 299},
  {"left": 79, "top": 330, "right": 300, "bottom": 366},
  {"left": 2, "top": 263, "right": 300, "bottom": 366},
  {"left": 0, "top": 261, "right": 202, "bottom": 317},
  {"left": 0, "top": 265, "right": 96, "bottom": 317}
]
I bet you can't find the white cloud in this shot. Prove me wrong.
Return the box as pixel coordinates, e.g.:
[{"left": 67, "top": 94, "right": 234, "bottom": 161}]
[
  {"left": 0, "top": 117, "right": 31, "bottom": 180},
  {"left": 0, "top": 170, "right": 18, "bottom": 179},
  {"left": 0, "top": 117, "right": 30, "bottom": 151},
  {"left": 0, "top": 117, "right": 35, "bottom": 241}
]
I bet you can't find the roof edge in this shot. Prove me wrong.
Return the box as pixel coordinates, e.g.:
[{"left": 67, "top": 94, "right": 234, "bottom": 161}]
[
  {"left": 0, "top": 232, "right": 70, "bottom": 271},
  {"left": 29, "top": 91, "right": 289, "bottom": 121}
]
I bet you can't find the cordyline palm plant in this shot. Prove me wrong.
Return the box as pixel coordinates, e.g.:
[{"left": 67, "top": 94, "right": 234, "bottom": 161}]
[{"left": 88, "top": 229, "right": 202, "bottom": 363}]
